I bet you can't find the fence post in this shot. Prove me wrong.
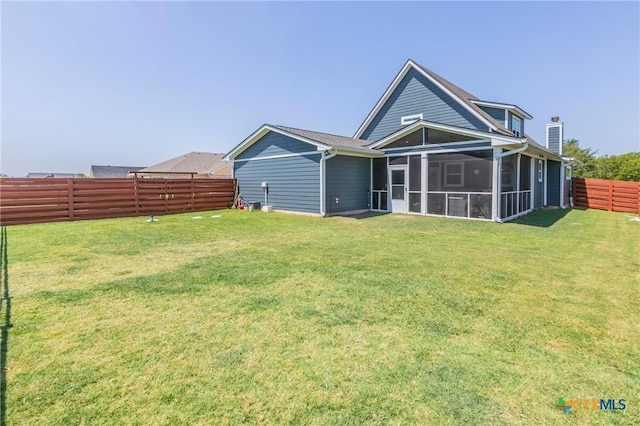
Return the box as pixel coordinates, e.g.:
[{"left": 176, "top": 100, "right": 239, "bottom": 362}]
[
  {"left": 608, "top": 180, "right": 613, "bottom": 212},
  {"left": 68, "top": 178, "right": 74, "bottom": 221},
  {"left": 190, "top": 176, "right": 195, "bottom": 211},
  {"left": 134, "top": 176, "right": 139, "bottom": 215}
]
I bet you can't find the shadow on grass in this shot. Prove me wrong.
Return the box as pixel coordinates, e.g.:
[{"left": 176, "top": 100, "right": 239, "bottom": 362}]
[
  {"left": 331, "top": 211, "right": 391, "bottom": 220},
  {"left": 1, "top": 227, "right": 10, "bottom": 425},
  {"left": 511, "top": 208, "right": 570, "bottom": 228}
]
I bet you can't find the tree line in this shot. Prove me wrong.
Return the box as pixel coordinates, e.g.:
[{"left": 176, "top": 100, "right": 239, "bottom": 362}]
[{"left": 563, "top": 139, "right": 640, "bottom": 182}]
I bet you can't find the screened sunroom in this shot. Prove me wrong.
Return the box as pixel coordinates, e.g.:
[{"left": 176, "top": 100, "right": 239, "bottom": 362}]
[
  {"left": 371, "top": 149, "right": 494, "bottom": 220},
  {"left": 368, "top": 122, "right": 547, "bottom": 221}
]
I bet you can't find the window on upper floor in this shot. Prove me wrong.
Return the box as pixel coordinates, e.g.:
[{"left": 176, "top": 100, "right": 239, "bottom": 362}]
[{"left": 511, "top": 115, "right": 522, "bottom": 137}]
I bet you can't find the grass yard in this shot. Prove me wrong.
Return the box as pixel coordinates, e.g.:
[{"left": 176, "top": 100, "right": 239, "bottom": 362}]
[{"left": 3, "top": 208, "right": 639, "bottom": 425}]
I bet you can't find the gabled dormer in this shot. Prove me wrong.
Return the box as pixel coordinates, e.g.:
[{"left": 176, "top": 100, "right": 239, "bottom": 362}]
[
  {"left": 354, "top": 59, "right": 515, "bottom": 142},
  {"left": 471, "top": 100, "right": 533, "bottom": 138}
]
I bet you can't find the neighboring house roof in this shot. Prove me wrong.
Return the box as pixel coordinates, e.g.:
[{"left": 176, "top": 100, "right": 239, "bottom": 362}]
[
  {"left": 354, "top": 59, "right": 517, "bottom": 139},
  {"left": 27, "top": 172, "right": 75, "bottom": 178},
  {"left": 89, "top": 165, "right": 145, "bottom": 178},
  {"left": 224, "top": 124, "right": 382, "bottom": 160},
  {"left": 138, "top": 152, "right": 229, "bottom": 175}
]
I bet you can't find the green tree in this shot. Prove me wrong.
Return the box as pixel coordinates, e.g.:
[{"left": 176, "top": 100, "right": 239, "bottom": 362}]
[
  {"left": 564, "top": 139, "right": 640, "bottom": 182},
  {"left": 563, "top": 139, "right": 598, "bottom": 178},
  {"left": 597, "top": 152, "right": 640, "bottom": 182}
]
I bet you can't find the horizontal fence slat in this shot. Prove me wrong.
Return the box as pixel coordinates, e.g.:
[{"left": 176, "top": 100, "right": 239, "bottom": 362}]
[
  {"left": 0, "top": 177, "right": 236, "bottom": 225},
  {"left": 572, "top": 178, "right": 639, "bottom": 215}
]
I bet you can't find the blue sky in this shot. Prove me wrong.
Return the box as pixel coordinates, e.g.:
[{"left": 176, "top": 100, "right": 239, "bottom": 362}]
[{"left": 1, "top": 1, "right": 638, "bottom": 176}]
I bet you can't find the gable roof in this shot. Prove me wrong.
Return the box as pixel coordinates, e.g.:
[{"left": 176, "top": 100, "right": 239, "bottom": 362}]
[
  {"left": 354, "top": 59, "right": 515, "bottom": 139},
  {"left": 224, "top": 124, "right": 381, "bottom": 160},
  {"left": 370, "top": 119, "right": 525, "bottom": 150},
  {"left": 471, "top": 100, "right": 533, "bottom": 120},
  {"left": 89, "top": 165, "right": 145, "bottom": 178},
  {"left": 139, "top": 152, "right": 228, "bottom": 174}
]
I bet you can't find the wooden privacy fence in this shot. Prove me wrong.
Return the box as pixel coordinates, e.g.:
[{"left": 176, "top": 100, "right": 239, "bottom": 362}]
[
  {"left": 0, "top": 177, "right": 237, "bottom": 226},
  {"left": 572, "top": 178, "right": 640, "bottom": 214}
]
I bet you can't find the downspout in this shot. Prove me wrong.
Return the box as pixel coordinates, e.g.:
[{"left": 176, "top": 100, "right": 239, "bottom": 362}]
[{"left": 319, "top": 149, "right": 338, "bottom": 216}]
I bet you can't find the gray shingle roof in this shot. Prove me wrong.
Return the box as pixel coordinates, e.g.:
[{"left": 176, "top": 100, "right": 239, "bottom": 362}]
[
  {"left": 273, "top": 125, "right": 380, "bottom": 155},
  {"left": 412, "top": 61, "right": 514, "bottom": 137},
  {"left": 89, "top": 165, "right": 145, "bottom": 178},
  {"left": 139, "top": 152, "right": 229, "bottom": 174},
  {"left": 27, "top": 172, "right": 75, "bottom": 178}
]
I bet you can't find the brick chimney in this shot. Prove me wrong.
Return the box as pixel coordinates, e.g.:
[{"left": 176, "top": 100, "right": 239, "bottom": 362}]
[{"left": 546, "top": 117, "right": 564, "bottom": 155}]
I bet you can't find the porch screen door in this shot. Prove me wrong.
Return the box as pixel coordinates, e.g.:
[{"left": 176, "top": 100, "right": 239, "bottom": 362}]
[{"left": 390, "top": 167, "right": 407, "bottom": 213}]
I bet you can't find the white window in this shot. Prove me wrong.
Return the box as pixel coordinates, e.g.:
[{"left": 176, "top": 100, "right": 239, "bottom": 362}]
[
  {"left": 538, "top": 160, "right": 543, "bottom": 182},
  {"left": 401, "top": 113, "right": 423, "bottom": 126},
  {"left": 445, "top": 162, "right": 464, "bottom": 187},
  {"left": 511, "top": 115, "right": 522, "bottom": 137}
]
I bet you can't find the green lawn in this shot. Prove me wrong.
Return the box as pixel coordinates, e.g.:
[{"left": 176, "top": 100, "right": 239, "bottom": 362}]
[{"left": 3, "top": 208, "right": 639, "bottom": 425}]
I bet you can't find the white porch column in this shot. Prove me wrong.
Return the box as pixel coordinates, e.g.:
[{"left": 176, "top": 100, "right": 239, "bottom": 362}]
[
  {"left": 543, "top": 158, "right": 548, "bottom": 206},
  {"left": 491, "top": 148, "right": 501, "bottom": 221},
  {"left": 421, "top": 152, "right": 427, "bottom": 215}
]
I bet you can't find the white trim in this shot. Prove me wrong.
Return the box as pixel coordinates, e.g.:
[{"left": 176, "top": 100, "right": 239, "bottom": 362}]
[
  {"left": 401, "top": 113, "right": 423, "bottom": 126},
  {"left": 320, "top": 149, "right": 338, "bottom": 216},
  {"left": 545, "top": 122, "right": 564, "bottom": 154},
  {"left": 471, "top": 100, "right": 533, "bottom": 120},
  {"left": 421, "top": 152, "right": 427, "bottom": 215},
  {"left": 370, "top": 119, "right": 523, "bottom": 150},
  {"left": 381, "top": 139, "right": 491, "bottom": 153},
  {"left": 444, "top": 162, "right": 464, "bottom": 187},
  {"left": 543, "top": 158, "right": 548, "bottom": 206},
  {"left": 333, "top": 149, "right": 383, "bottom": 158},
  {"left": 491, "top": 148, "right": 501, "bottom": 221},
  {"left": 389, "top": 165, "right": 408, "bottom": 213},
  {"left": 384, "top": 145, "right": 495, "bottom": 157},
  {"left": 496, "top": 207, "right": 534, "bottom": 223},
  {"left": 232, "top": 151, "right": 321, "bottom": 163},
  {"left": 353, "top": 60, "right": 498, "bottom": 139},
  {"left": 504, "top": 109, "right": 509, "bottom": 128},
  {"left": 537, "top": 159, "right": 543, "bottom": 183},
  {"left": 224, "top": 124, "right": 331, "bottom": 161}
]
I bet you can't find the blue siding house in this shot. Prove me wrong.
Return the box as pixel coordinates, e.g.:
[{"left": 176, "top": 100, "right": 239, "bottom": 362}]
[{"left": 224, "top": 59, "right": 574, "bottom": 221}]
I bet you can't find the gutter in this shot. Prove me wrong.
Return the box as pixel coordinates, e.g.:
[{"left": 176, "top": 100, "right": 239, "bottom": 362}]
[
  {"left": 319, "top": 149, "right": 338, "bottom": 216},
  {"left": 497, "top": 140, "right": 528, "bottom": 158}
]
